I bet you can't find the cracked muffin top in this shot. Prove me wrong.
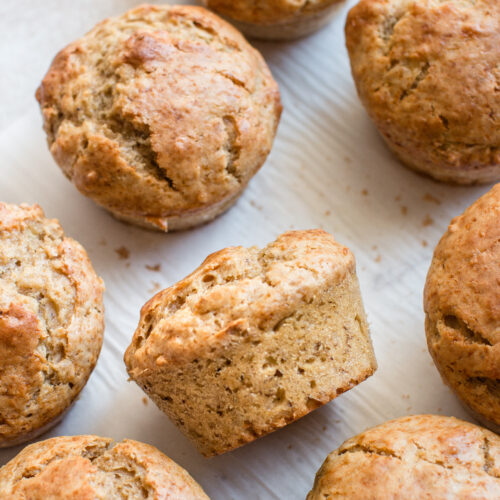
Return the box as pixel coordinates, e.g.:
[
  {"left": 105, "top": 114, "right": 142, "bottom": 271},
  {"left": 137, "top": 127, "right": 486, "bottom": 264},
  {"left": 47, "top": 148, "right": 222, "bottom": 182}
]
[
  {"left": 346, "top": 0, "right": 500, "bottom": 184},
  {"left": 0, "top": 435, "right": 209, "bottom": 499},
  {"left": 307, "top": 414, "right": 500, "bottom": 499},
  {"left": 0, "top": 203, "right": 104, "bottom": 447},
  {"left": 203, "top": 0, "right": 343, "bottom": 25},
  {"left": 424, "top": 184, "right": 500, "bottom": 429},
  {"left": 36, "top": 4, "right": 281, "bottom": 231}
]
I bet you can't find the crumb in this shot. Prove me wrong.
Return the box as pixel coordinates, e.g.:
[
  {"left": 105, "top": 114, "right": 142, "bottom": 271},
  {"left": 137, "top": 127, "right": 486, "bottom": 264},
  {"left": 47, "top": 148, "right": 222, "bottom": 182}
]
[
  {"left": 371, "top": 245, "right": 378, "bottom": 251},
  {"left": 422, "top": 214, "right": 434, "bottom": 227},
  {"left": 287, "top": 444, "right": 293, "bottom": 450},
  {"left": 361, "top": 189, "right": 369, "bottom": 196},
  {"left": 115, "top": 246, "right": 130, "bottom": 260},
  {"left": 344, "top": 156, "right": 351, "bottom": 163},
  {"left": 146, "top": 264, "right": 161, "bottom": 272},
  {"left": 375, "top": 255, "right": 382, "bottom": 263},
  {"left": 401, "top": 206, "right": 408, "bottom": 216},
  {"left": 421, "top": 240, "right": 428, "bottom": 247},
  {"left": 142, "top": 397, "right": 148, "bottom": 406},
  {"left": 406, "top": 406, "right": 412, "bottom": 412},
  {"left": 324, "top": 210, "right": 331, "bottom": 216},
  {"left": 401, "top": 394, "right": 410, "bottom": 400},
  {"left": 395, "top": 195, "right": 401, "bottom": 202},
  {"left": 423, "top": 193, "right": 441, "bottom": 205},
  {"left": 322, "top": 425, "right": 327, "bottom": 431},
  {"left": 345, "top": 185, "right": 351, "bottom": 192},
  {"left": 99, "top": 238, "right": 107, "bottom": 246},
  {"left": 149, "top": 282, "right": 162, "bottom": 294},
  {"left": 437, "top": 408, "right": 443, "bottom": 412},
  {"left": 249, "top": 200, "right": 263, "bottom": 211},
  {"left": 125, "top": 262, "right": 130, "bottom": 268}
]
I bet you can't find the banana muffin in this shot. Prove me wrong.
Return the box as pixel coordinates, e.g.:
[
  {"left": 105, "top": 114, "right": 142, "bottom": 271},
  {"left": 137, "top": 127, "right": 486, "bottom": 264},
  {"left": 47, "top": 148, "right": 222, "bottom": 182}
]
[
  {"left": 424, "top": 184, "right": 500, "bottom": 432},
  {"left": 307, "top": 414, "right": 500, "bottom": 499},
  {"left": 125, "top": 230, "right": 377, "bottom": 456},
  {"left": 202, "top": 0, "right": 344, "bottom": 40},
  {"left": 36, "top": 5, "right": 281, "bottom": 232},
  {"left": 0, "top": 435, "right": 209, "bottom": 499},
  {"left": 346, "top": 0, "right": 500, "bottom": 184},
  {"left": 0, "top": 202, "right": 104, "bottom": 447}
]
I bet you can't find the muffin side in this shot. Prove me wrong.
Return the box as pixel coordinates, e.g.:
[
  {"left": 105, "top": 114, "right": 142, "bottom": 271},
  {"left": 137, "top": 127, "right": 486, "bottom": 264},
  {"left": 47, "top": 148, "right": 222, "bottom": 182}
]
[
  {"left": 125, "top": 230, "right": 377, "bottom": 456},
  {"left": 0, "top": 203, "right": 104, "bottom": 446}
]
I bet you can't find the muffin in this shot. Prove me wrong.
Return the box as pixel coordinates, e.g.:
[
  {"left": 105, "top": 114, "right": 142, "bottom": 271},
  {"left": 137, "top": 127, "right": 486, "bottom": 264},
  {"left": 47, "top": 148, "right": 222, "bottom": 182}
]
[
  {"left": 36, "top": 5, "right": 281, "bottom": 232},
  {"left": 424, "top": 184, "right": 500, "bottom": 432},
  {"left": 307, "top": 414, "right": 500, "bottom": 499},
  {"left": 202, "top": 0, "right": 344, "bottom": 40},
  {"left": 0, "top": 202, "right": 104, "bottom": 447},
  {"left": 345, "top": 0, "right": 500, "bottom": 184},
  {"left": 125, "top": 229, "right": 377, "bottom": 456},
  {"left": 0, "top": 435, "right": 209, "bottom": 499}
]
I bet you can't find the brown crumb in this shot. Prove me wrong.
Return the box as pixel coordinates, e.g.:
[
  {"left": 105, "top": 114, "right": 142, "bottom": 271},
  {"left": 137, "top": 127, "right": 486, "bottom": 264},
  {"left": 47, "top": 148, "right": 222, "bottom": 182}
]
[
  {"left": 401, "top": 206, "right": 408, "bottom": 216},
  {"left": 287, "top": 444, "right": 293, "bottom": 449},
  {"left": 437, "top": 408, "right": 443, "bottom": 412},
  {"left": 249, "top": 200, "right": 263, "bottom": 211},
  {"left": 115, "top": 246, "right": 130, "bottom": 260},
  {"left": 361, "top": 189, "right": 369, "bottom": 196},
  {"left": 149, "top": 282, "right": 162, "bottom": 294},
  {"left": 344, "top": 156, "right": 351, "bottom": 163},
  {"left": 324, "top": 210, "right": 331, "bottom": 216},
  {"left": 423, "top": 193, "right": 441, "bottom": 205},
  {"left": 142, "top": 397, "right": 148, "bottom": 406},
  {"left": 375, "top": 255, "right": 382, "bottom": 263},
  {"left": 322, "top": 425, "right": 327, "bottom": 431},
  {"left": 99, "top": 238, "right": 107, "bottom": 246},
  {"left": 401, "top": 394, "right": 410, "bottom": 400},
  {"left": 371, "top": 245, "right": 378, "bottom": 251},
  {"left": 146, "top": 264, "right": 161, "bottom": 272},
  {"left": 422, "top": 240, "right": 428, "bottom": 247},
  {"left": 395, "top": 195, "right": 401, "bottom": 202},
  {"left": 422, "top": 214, "right": 434, "bottom": 227}
]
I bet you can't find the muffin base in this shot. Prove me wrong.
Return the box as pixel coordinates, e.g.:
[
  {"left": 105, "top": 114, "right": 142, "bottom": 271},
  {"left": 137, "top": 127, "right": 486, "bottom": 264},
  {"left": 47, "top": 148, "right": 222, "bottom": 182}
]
[{"left": 222, "top": 3, "right": 342, "bottom": 41}]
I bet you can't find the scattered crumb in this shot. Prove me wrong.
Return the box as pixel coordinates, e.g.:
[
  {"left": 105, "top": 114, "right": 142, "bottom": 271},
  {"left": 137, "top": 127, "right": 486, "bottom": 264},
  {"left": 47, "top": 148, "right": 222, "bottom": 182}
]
[
  {"left": 125, "top": 262, "right": 130, "bottom": 268},
  {"left": 142, "top": 397, "right": 148, "bottom": 406},
  {"left": 148, "top": 282, "right": 161, "bottom": 294},
  {"left": 344, "top": 156, "right": 351, "bottom": 163},
  {"left": 422, "top": 214, "right": 434, "bottom": 227},
  {"left": 345, "top": 185, "right": 351, "bottom": 192},
  {"left": 361, "top": 189, "right": 369, "bottom": 196},
  {"left": 401, "top": 206, "right": 408, "bottom": 216},
  {"left": 115, "top": 246, "right": 130, "bottom": 260},
  {"left": 371, "top": 245, "right": 378, "bottom": 251},
  {"left": 146, "top": 264, "right": 161, "bottom": 272},
  {"left": 406, "top": 406, "right": 412, "bottom": 412},
  {"left": 99, "top": 238, "right": 107, "bottom": 246},
  {"left": 374, "top": 255, "right": 382, "bottom": 263},
  {"left": 322, "top": 425, "right": 327, "bottom": 431},
  {"left": 421, "top": 240, "right": 428, "bottom": 247},
  {"left": 395, "top": 195, "right": 401, "bottom": 202},
  {"left": 437, "top": 407, "right": 443, "bottom": 413},
  {"left": 249, "top": 200, "right": 263, "bottom": 211},
  {"left": 288, "top": 444, "right": 293, "bottom": 450},
  {"left": 423, "top": 193, "right": 441, "bottom": 205},
  {"left": 401, "top": 394, "right": 410, "bottom": 400},
  {"left": 324, "top": 210, "right": 331, "bottom": 216}
]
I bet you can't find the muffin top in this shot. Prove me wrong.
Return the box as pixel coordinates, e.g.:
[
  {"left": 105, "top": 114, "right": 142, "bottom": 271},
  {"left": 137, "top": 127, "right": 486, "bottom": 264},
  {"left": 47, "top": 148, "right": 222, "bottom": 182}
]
[
  {"left": 36, "top": 4, "right": 281, "bottom": 230},
  {"left": 424, "top": 184, "right": 500, "bottom": 425},
  {"left": 204, "top": 0, "right": 341, "bottom": 24},
  {"left": 0, "top": 203, "right": 104, "bottom": 445},
  {"left": 125, "top": 230, "right": 354, "bottom": 371},
  {"left": 307, "top": 415, "right": 500, "bottom": 499},
  {"left": 346, "top": 0, "right": 500, "bottom": 175},
  {"left": 0, "top": 435, "right": 209, "bottom": 499}
]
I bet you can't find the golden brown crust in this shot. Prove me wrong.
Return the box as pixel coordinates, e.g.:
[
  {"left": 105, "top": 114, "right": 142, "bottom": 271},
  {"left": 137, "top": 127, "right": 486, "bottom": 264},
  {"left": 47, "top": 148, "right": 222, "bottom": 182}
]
[
  {"left": 307, "top": 415, "right": 500, "bottom": 499},
  {"left": 203, "top": 0, "right": 343, "bottom": 40},
  {"left": 125, "top": 230, "right": 376, "bottom": 456},
  {"left": 424, "top": 184, "right": 500, "bottom": 430},
  {"left": 36, "top": 4, "right": 281, "bottom": 231},
  {"left": 346, "top": 0, "right": 500, "bottom": 184},
  {"left": 0, "top": 203, "right": 105, "bottom": 447},
  {"left": 0, "top": 435, "right": 209, "bottom": 499}
]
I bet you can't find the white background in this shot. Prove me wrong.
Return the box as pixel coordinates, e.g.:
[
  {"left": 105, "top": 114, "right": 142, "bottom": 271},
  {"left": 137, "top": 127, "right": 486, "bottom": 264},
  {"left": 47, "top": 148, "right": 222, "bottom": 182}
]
[{"left": 0, "top": 1, "right": 493, "bottom": 498}]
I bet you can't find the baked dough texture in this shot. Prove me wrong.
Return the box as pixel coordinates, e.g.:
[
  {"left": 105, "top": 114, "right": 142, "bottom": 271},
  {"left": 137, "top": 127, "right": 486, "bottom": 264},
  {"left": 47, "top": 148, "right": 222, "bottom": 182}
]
[
  {"left": 0, "top": 435, "right": 209, "bottom": 499},
  {"left": 125, "top": 230, "right": 377, "bottom": 456},
  {"left": 346, "top": 0, "right": 500, "bottom": 184},
  {"left": 203, "top": 0, "right": 343, "bottom": 40},
  {"left": 36, "top": 4, "right": 281, "bottom": 231},
  {"left": 0, "top": 203, "right": 104, "bottom": 447},
  {"left": 307, "top": 414, "right": 500, "bottom": 499},
  {"left": 425, "top": 184, "right": 500, "bottom": 432}
]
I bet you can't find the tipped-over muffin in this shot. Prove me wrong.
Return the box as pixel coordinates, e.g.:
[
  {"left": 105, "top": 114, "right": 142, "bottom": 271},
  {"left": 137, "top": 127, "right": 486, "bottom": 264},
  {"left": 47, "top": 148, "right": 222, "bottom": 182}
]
[
  {"left": 36, "top": 5, "right": 281, "bottom": 231},
  {"left": 0, "top": 435, "right": 209, "bottom": 499},
  {"left": 345, "top": 0, "right": 500, "bottom": 184},
  {"left": 125, "top": 230, "right": 377, "bottom": 456},
  {"left": 0, "top": 202, "right": 104, "bottom": 447},
  {"left": 424, "top": 184, "right": 500, "bottom": 432},
  {"left": 307, "top": 414, "right": 500, "bottom": 499},
  {"left": 203, "top": 0, "right": 343, "bottom": 40}
]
